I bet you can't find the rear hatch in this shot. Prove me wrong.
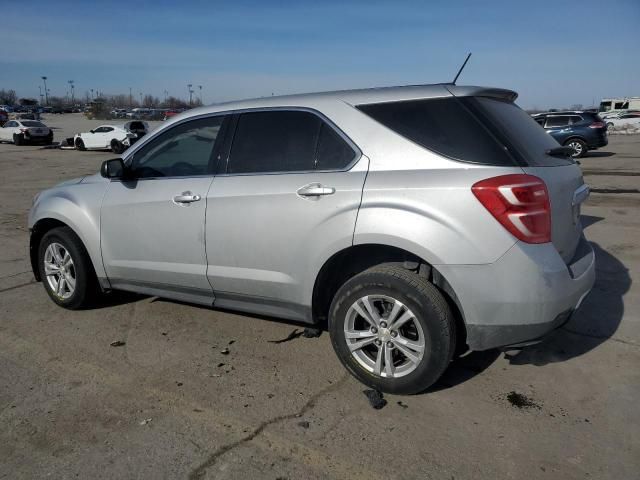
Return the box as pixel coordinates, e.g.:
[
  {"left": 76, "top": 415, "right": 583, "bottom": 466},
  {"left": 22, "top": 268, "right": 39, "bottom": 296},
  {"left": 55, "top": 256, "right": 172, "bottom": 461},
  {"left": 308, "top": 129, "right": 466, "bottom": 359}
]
[{"left": 466, "top": 96, "right": 586, "bottom": 263}]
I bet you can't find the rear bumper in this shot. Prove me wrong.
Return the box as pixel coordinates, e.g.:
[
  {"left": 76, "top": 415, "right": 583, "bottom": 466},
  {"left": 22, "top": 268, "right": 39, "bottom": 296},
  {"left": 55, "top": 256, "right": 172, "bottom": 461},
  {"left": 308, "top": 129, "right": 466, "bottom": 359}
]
[
  {"left": 587, "top": 135, "right": 608, "bottom": 149},
  {"left": 437, "top": 236, "right": 596, "bottom": 350}
]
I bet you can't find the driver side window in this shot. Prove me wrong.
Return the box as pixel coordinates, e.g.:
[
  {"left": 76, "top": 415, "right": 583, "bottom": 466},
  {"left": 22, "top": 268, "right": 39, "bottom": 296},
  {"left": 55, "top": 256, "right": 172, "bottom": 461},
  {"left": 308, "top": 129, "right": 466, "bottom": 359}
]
[{"left": 130, "top": 116, "right": 225, "bottom": 179}]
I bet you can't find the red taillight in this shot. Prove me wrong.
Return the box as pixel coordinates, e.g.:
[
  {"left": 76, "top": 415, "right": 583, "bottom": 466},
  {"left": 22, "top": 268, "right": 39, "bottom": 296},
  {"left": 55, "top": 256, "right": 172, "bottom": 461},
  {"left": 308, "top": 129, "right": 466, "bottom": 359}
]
[
  {"left": 19, "top": 128, "right": 27, "bottom": 133},
  {"left": 472, "top": 174, "right": 551, "bottom": 244},
  {"left": 589, "top": 122, "right": 605, "bottom": 128}
]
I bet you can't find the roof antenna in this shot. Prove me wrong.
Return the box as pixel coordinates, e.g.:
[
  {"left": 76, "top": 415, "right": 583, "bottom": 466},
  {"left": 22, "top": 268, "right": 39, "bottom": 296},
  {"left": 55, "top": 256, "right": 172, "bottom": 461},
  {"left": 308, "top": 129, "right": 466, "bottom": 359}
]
[{"left": 452, "top": 52, "right": 472, "bottom": 85}]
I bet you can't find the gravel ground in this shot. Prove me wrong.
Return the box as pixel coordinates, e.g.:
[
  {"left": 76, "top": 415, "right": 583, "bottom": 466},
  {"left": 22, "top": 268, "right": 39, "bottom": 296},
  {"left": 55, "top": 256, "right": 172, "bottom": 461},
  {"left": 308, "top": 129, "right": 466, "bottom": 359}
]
[{"left": 0, "top": 115, "right": 638, "bottom": 479}]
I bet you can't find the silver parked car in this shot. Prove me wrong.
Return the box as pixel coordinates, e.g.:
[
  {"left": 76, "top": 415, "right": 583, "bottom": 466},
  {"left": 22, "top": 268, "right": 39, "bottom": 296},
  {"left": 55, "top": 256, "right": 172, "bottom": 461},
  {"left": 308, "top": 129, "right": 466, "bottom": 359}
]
[{"left": 28, "top": 84, "right": 595, "bottom": 394}]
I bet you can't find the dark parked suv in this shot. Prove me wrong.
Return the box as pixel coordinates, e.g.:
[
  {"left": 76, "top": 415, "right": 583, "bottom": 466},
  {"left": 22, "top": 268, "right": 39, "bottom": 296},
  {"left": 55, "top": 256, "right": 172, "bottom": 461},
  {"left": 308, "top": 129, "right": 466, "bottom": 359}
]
[{"left": 532, "top": 111, "right": 608, "bottom": 158}]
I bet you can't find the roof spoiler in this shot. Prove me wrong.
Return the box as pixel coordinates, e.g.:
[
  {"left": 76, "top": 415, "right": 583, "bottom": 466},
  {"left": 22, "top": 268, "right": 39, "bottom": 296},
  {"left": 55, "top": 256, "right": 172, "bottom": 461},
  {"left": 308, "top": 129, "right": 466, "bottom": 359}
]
[{"left": 444, "top": 85, "right": 518, "bottom": 102}]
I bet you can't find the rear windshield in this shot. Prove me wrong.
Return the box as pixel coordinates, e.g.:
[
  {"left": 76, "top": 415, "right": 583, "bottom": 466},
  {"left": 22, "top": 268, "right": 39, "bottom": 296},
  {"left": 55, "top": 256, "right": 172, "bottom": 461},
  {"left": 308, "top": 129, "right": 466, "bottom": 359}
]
[
  {"left": 358, "top": 96, "right": 571, "bottom": 167},
  {"left": 468, "top": 97, "right": 572, "bottom": 166},
  {"left": 22, "top": 121, "right": 45, "bottom": 127},
  {"left": 357, "top": 97, "right": 517, "bottom": 166}
]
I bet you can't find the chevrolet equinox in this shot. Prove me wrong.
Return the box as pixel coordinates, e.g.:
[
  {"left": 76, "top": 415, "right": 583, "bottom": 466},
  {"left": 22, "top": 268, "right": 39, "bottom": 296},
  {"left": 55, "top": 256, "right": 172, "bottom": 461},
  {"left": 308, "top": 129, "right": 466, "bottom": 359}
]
[{"left": 29, "top": 84, "right": 595, "bottom": 394}]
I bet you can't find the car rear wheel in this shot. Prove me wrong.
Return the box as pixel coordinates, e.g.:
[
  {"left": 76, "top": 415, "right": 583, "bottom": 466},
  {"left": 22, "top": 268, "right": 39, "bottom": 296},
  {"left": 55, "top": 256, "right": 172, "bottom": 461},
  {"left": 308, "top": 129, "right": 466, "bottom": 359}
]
[
  {"left": 110, "top": 139, "right": 125, "bottom": 154},
  {"left": 13, "top": 134, "right": 23, "bottom": 146},
  {"left": 329, "top": 264, "right": 455, "bottom": 394},
  {"left": 75, "top": 138, "right": 86, "bottom": 151},
  {"left": 38, "top": 227, "right": 99, "bottom": 309},
  {"left": 45, "top": 132, "right": 54, "bottom": 145},
  {"left": 564, "top": 138, "right": 587, "bottom": 158},
  {"left": 606, "top": 122, "right": 614, "bottom": 131}
]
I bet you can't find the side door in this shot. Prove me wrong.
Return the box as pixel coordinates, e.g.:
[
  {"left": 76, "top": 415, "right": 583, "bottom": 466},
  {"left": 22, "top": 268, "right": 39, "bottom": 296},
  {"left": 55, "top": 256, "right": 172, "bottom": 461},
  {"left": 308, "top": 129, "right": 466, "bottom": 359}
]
[
  {"left": 98, "top": 126, "right": 115, "bottom": 148},
  {"left": 101, "top": 114, "right": 228, "bottom": 305},
  {"left": 205, "top": 109, "right": 368, "bottom": 321},
  {"left": 84, "top": 126, "right": 105, "bottom": 148}
]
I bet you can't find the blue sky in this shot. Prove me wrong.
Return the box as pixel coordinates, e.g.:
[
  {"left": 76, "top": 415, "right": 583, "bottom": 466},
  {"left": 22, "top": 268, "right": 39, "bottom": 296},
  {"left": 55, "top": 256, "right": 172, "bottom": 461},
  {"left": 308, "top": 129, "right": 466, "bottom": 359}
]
[{"left": 0, "top": 0, "right": 638, "bottom": 108}]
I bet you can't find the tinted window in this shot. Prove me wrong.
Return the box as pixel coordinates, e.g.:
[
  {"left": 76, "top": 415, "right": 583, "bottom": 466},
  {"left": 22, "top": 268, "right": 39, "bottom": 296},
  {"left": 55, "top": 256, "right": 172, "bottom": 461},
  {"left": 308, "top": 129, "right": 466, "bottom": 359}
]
[
  {"left": 545, "top": 116, "right": 571, "bottom": 127},
  {"left": 569, "top": 116, "right": 584, "bottom": 124},
  {"left": 358, "top": 97, "right": 516, "bottom": 166},
  {"left": 471, "top": 98, "right": 570, "bottom": 167},
  {"left": 228, "top": 111, "right": 321, "bottom": 174},
  {"left": 21, "top": 121, "right": 45, "bottom": 127},
  {"left": 315, "top": 123, "right": 355, "bottom": 170},
  {"left": 130, "top": 116, "right": 223, "bottom": 178}
]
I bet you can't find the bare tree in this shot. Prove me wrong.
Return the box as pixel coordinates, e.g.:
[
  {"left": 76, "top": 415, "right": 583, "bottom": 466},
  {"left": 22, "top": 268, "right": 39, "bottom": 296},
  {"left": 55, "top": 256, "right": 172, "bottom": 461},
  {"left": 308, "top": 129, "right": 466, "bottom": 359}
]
[{"left": 0, "top": 89, "right": 17, "bottom": 105}]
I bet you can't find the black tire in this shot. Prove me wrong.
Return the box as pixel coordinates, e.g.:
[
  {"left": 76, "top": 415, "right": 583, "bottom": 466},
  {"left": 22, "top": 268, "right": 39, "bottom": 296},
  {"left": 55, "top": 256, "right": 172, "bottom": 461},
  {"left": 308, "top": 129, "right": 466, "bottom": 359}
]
[
  {"left": 38, "top": 227, "right": 99, "bottom": 309},
  {"left": 13, "top": 133, "right": 23, "bottom": 146},
  {"left": 564, "top": 138, "right": 588, "bottom": 158},
  {"left": 606, "top": 122, "right": 614, "bottom": 131},
  {"left": 329, "top": 264, "right": 455, "bottom": 395},
  {"left": 45, "top": 132, "right": 54, "bottom": 145},
  {"left": 75, "top": 138, "right": 86, "bottom": 151},
  {"left": 110, "top": 139, "right": 124, "bottom": 154}
]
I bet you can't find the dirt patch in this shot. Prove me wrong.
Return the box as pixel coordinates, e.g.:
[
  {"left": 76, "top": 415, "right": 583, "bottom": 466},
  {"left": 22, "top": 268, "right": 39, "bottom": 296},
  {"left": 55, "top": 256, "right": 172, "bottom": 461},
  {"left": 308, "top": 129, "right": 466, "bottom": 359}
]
[{"left": 505, "top": 391, "right": 542, "bottom": 410}]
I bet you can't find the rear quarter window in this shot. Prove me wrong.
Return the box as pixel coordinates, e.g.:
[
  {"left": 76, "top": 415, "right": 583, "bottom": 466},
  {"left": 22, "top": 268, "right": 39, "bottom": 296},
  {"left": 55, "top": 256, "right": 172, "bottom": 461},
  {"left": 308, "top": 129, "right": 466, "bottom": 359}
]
[{"left": 357, "top": 97, "right": 517, "bottom": 166}]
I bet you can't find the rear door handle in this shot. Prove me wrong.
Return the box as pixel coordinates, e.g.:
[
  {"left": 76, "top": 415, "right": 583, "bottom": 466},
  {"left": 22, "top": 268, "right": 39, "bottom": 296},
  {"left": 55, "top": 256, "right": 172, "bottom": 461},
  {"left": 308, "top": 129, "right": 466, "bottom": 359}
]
[
  {"left": 297, "top": 183, "right": 336, "bottom": 197},
  {"left": 173, "top": 191, "right": 201, "bottom": 204}
]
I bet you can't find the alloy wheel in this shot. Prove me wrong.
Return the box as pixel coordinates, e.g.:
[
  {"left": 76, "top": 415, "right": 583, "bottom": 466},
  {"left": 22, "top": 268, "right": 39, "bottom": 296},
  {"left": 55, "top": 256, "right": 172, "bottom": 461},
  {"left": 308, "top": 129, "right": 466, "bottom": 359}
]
[
  {"left": 344, "top": 295, "right": 425, "bottom": 378},
  {"left": 44, "top": 242, "right": 76, "bottom": 299}
]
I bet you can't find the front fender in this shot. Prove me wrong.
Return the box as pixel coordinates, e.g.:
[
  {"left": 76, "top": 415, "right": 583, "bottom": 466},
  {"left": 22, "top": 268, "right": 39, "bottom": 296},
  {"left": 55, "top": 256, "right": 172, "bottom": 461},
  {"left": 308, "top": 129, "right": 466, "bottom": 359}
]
[{"left": 29, "top": 182, "right": 109, "bottom": 280}]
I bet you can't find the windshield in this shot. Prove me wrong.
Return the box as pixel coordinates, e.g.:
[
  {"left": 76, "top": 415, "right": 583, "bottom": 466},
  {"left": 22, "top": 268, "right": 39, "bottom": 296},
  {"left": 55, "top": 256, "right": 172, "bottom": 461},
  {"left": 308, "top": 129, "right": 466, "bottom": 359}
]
[{"left": 21, "top": 121, "right": 46, "bottom": 127}]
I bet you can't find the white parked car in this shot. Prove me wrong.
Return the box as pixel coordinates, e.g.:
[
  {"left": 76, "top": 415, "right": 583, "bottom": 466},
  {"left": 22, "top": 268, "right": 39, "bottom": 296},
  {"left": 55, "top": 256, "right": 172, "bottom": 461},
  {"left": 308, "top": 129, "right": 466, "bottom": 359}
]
[
  {"left": 74, "top": 121, "right": 149, "bottom": 153},
  {"left": 605, "top": 113, "right": 640, "bottom": 130},
  {"left": 0, "top": 119, "right": 53, "bottom": 145}
]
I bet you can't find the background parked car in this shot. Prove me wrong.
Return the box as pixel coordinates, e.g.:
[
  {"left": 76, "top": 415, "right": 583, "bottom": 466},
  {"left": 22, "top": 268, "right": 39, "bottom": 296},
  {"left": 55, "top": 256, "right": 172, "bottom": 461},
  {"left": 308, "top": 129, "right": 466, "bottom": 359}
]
[
  {"left": 604, "top": 112, "right": 640, "bottom": 130},
  {"left": 0, "top": 109, "right": 8, "bottom": 126},
  {"left": 74, "top": 121, "right": 149, "bottom": 153},
  {"left": 532, "top": 111, "right": 607, "bottom": 158},
  {"left": 0, "top": 119, "right": 53, "bottom": 145}
]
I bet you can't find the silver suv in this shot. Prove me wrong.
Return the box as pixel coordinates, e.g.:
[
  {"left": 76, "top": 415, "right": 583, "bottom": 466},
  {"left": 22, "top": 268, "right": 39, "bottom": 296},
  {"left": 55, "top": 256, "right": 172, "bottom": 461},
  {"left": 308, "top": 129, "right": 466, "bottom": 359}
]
[{"left": 29, "top": 84, "right": 595, "bottom": 394}]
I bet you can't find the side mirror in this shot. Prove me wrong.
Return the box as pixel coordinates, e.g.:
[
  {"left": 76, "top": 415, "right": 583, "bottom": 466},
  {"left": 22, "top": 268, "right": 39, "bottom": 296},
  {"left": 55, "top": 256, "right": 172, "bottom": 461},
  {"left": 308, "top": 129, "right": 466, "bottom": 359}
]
[
  {"left": 101, "top": 158, "right": 125, "bottom": 179},
  {"left": 90, "top": 129, "right": 95, "bottom": 134}
]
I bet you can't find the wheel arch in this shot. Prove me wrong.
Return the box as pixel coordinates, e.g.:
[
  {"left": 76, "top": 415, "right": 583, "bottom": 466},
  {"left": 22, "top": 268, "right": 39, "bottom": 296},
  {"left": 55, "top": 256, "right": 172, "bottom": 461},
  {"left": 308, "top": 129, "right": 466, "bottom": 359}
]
[
  {"left": 311, "top": 243, "right": 467, "bottom": 351},
  {"left": 29, "top": 207, "right": 106, "bottom": 286}
]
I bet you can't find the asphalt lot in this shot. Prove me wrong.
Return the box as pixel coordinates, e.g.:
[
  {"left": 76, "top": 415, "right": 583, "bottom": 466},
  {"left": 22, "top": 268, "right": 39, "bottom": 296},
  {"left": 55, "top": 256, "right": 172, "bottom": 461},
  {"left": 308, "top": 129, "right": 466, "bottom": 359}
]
[{"left": 1, "top": 115, "right": 639, "bottom": 479}]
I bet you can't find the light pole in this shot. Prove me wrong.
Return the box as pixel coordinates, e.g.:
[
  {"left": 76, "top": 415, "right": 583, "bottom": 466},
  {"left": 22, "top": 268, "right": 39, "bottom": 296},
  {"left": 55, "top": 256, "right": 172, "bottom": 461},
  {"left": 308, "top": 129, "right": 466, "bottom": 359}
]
[
  {"left": 90, "top": 88, "right": 94, "bottom": 100},
  {"left": 41, "top": 76, "right": 49, "bottom": 106},
  {"left": 139, "top": 93, "right": 143, "bottom": 106},
  {"left": 38, "top": 86, "right": 44, "bottom": 105},
  {"left": 68, "top": 80, "right": 75, "bottom": 104},
  {"left": 187, "top": 84, "right": 193, "bottom": 105},
  {"left": 198, "top": 85, "right": 203, "bottom": 104},
  {"left": 129, "top": 87, "right": 132, "bottom": 107},
  {"left": 164, "top": 90, "right": 168, "bottom": 105}
]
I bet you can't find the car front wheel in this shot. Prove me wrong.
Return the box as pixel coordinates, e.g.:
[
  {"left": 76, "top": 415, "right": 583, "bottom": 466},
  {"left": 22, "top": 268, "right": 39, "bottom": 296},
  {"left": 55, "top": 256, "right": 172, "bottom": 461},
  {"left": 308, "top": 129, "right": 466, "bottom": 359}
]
[
  {"left": 75, "top": 138, "right": 86, "bottom": 151},
  {"left": 38, "top": 227, "right": 98, "bottom": 309},
  {"left": 329, "top": 264, "right": 455, "bottom": 394},
  {"left": 13, "top": 133, "right": 23, "bottom": 146}
]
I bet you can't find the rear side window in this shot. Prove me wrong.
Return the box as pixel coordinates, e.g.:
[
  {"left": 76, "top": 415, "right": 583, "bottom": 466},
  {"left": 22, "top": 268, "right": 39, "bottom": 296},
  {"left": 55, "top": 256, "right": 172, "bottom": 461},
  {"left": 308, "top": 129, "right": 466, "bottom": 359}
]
[
  {"left": 316, "top": 123, "right": 356, "bottom": 170},
  {"left": 569, "top": 116, "right": 584, "bottom": 124},
  {"left": 545, "top": 116, "right": 571, "bottom": 127},
  {"left": 357, "top": 97, "right": 516, "bottom": 166},
  {"left": 227, "top": 110, "right": 356, "bottom": 174}
]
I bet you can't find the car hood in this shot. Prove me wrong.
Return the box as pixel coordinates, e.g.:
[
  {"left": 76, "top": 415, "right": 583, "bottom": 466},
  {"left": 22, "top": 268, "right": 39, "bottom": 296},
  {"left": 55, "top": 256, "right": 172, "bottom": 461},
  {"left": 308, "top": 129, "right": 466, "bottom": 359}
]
[{"left": 52, "top": 172, "right": 106, "bottom": 188}]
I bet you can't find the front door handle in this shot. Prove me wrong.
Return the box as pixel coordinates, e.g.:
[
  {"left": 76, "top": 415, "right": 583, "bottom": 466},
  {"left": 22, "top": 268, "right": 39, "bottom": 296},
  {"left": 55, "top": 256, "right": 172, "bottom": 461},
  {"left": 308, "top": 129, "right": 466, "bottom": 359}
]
[
  {"left": 297, "top": 183, "right": 336, "bottom": 198},
  {"left": 173, "top": 191, "right": 201, "bottom": 204}
]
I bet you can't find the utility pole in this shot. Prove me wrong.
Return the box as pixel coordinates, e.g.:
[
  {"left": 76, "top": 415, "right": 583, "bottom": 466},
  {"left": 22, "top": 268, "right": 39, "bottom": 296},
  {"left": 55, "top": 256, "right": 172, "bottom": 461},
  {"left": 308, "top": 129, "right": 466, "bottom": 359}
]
[
  {"left": 164, "top": 90, "right": 168, "bottom": 104},
  {"left": 68, "top": 80, "right": 75, "bottom": 104},
  {"left": 41, "top": 76, "right": 49, "bottom": 105},
  {"left": 187, "top": 84, "right": 193, "bottom": 105},
  {"left": 198, "top": 85, "right": 203, "bottom": 104},
  {"left": 129, "top": 87, "right": 132, "bottom": 107},
  {"left": 38, "top": 86, "right": 44, "bottom": 105},
  {"left": 90, "top": 88, "right": 94, "bottom": 100},
  {"left": 139, "top": 92, "right": 143, "bottom": 105}
]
